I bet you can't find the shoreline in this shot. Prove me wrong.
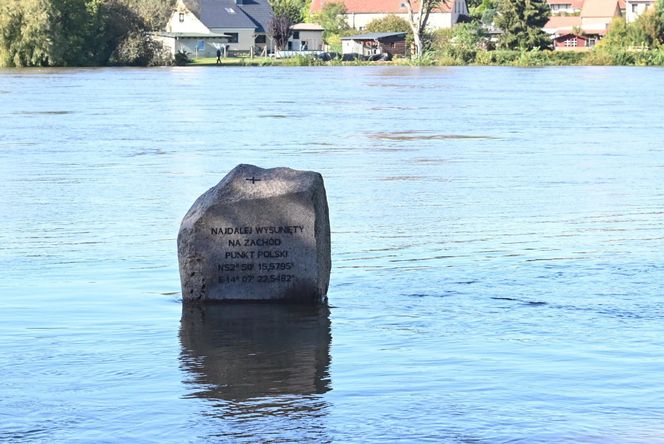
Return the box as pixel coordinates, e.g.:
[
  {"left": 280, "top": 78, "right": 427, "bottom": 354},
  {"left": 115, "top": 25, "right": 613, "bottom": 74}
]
[
  {"left": 4, "top": 50, "right": 664, "bottom": 69},
  {"left": 187, "top": 49, "right": 664, "bottom": 67}
]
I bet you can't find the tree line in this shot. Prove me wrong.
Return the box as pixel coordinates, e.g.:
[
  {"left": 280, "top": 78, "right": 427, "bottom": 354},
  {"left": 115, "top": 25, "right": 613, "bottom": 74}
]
[{"left": 0, "top": 0, "right": 175, "bottom": 67}]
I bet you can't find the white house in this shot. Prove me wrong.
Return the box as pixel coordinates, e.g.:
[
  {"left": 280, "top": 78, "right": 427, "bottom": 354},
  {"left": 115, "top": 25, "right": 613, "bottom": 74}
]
[
  {"left": 288, "top": 23, "right": 325, "bottom": 51},
  {"left": 157, "top": 0, "right": 274, "bottom": 58},
  {"left": 310, "top": 0, "right": 469, "bottom": 31},
  {"left": 625, "top": 0, "right": 656, "bottom": 22},
  {"left": 546, "top": 0, "right": 584, "bottom": 15}
]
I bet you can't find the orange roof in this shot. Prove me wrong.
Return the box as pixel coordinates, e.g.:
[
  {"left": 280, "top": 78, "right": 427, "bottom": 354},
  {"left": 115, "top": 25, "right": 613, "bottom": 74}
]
[
  {"left": 545, "top": 15, "right": 582, "bottom": 29},
  {"left": 310, "top": 0, "right": 453, "bottom": 14},
  {"left": 580, "top": 0, "right": 621, "bottom": 17}
]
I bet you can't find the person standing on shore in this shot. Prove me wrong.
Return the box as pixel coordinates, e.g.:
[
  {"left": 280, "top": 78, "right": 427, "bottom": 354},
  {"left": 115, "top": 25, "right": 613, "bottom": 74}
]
[{"left": 216, "top": 48, "right": 222, "bottom": 64}]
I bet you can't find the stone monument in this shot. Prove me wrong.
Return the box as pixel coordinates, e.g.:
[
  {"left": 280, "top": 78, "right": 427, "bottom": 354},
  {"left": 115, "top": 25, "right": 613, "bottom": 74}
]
[{"left": 177, "top": 164, "right": 331, "bottom": 303}]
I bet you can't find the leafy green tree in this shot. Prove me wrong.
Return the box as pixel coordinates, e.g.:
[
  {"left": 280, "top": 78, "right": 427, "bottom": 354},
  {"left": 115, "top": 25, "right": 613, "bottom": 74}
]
[
  {"left": 365, "top": 14, "right": 412, "bottom": 35},
  {"left": 120, "top": 0, "right": 176, "bottom": 31},
  {"left": 365, "top": 14, "right": 413, "bottom": 46},
  {"left": 312, "top": 1, "right": 349, "bottom": 40},
  {"left": 268, "top": 0, "right": 306, "bottom": 50},
  {"left": 470, "top": 0, "right": 497, "bottom": 23},
  {"left": 601, "top": 0, "right": 664, "bottom": 51},
  {"left": 494, "top": 0, "right": 551, "bottom": 50},
  {"left": 402, "top": 0, "right": 449, "bottom": 57},
  {"left": 599, "top": 17, "right": 632, "bottom": 48},
  {"left": 0, "top": 0, "right": 54, "bottom": 67},
  {"left": 111, "top": 31, "right": 171, "bottom": 65},
  {"left": 631, "top": 0, "right": 664, "bottom": 47},
  {"left": 269, "top": 0, "right": 304, "bottom": 23},
  {"left": 0, "top": 0, "right": 170, "bottom": 67}
]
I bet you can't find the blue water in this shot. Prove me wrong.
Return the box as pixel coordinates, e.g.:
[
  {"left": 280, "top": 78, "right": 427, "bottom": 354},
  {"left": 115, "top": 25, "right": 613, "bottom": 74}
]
[{"left": 1, "top": 66, "right": 663, "bottom": 443}]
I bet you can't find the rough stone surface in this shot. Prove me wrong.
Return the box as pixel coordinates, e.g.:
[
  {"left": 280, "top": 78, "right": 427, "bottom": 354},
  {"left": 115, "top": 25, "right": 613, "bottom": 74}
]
[{"left": 178, "top": 164, "right": 331, "bottom": 303}]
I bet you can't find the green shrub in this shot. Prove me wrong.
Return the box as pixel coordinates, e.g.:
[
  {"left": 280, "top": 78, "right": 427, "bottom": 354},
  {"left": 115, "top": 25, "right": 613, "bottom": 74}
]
[
  {"left": 282, "top": 54, "right": 325, "bottom": 66},
  {"left": 174, "top": 50, "right": 190, "bottom": 66},
  {"left": 110, "top": 32, "right": 171, "bottom": 66}
]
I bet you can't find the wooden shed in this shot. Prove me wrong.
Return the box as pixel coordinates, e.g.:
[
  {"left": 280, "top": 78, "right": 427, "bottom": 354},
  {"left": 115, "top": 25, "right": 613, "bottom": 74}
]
[{"left": 341, "top": 32, "right": 408, "bottom": 57}]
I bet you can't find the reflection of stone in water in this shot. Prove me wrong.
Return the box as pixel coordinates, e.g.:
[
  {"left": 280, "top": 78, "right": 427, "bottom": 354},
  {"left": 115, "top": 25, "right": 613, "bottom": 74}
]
[{"left": 179, "top": 304, "right": 331, "bottom": 401}]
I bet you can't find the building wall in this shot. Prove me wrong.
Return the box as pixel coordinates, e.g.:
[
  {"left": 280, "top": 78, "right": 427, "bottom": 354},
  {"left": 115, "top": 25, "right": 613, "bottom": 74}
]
[
  {"left": 255, "top": 33, "right": 274, "bottom": 54},
  {"left": 165, "top": 2, "right": 272, "bottom": 54},
  {"left": 625, "top": 0, "right": 655, "bottom": 23},
  {"left": 208, "top": 28, "right": 257, "bottom": 52},
  {"left": 342, "top": 40, "right": 364, "bottom": 55},
  {"left": 166, "top": 9, "right": 209, "bottom": 34},
  {"left": 341, "top": 39, "right": 406, "bottom": 56},
  {"left": 380, "top": 39, "right": 407, "bottom": 56},
  {"left": 344, "top": 12, "right": 454, "bottom": 31},
  {"left": 289, "top": 30, "right": 325, "bottom": 51},
  {"left": 549, "top": 3, "right": 581, "bottom": 14},
  {"left": 553, "top": 34, "right": 599, "bottom": 49},
  {"left": 581, "top": 16, "right": 614, "bottom": 29},
  {"left": 172, "top": 37, "right": 232, "bottom": 58},
  {"left": 155, "top": 35, "right": 177, "bottom": 56}
]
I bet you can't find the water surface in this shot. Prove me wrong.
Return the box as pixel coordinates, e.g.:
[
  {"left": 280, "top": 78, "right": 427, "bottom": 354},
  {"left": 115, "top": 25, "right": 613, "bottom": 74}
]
[{"left": 1, "top": 66, "right": 663, "bottom": 443}]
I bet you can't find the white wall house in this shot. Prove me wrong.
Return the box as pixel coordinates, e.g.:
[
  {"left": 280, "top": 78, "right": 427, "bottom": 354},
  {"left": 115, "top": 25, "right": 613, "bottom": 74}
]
[
  {"left": 625, "top": 0, "right": 656, "bottom": 23},
  {"left": 288, "top": 23, "right": 325, "bottom": 51},
  {"left": 310, "top": 0, "right": 469, "bottom": 31},
  {"left": 157, "top": 0, "right": 274, "bottom": 58},
  {"left": 547, "top": 0, "right": 584, "bottom": 15}
]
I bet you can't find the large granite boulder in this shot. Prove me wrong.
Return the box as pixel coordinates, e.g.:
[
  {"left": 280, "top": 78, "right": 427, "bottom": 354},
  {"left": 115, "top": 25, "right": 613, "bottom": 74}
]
[{"left": 177, "top": 164, "right": 331, "bottom": 303}]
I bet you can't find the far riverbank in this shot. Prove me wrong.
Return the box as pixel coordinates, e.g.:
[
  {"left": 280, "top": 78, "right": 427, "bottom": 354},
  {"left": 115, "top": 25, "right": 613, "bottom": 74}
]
[{"left": 188, "top": 48, "right": 664, "bottom": 67}]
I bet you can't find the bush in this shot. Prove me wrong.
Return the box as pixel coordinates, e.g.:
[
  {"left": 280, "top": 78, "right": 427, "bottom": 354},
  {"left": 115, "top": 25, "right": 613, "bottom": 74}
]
[
  {"left": 282, "top": 54, "right": 325, "bottom": 66},
  {"left": 111, "top": 32, "right": 171, "bottom": 66},
  {"left": 583, "top": 48, "right": 636, "bottom": 65},
  {"left": 174, "top": 49, "right": 191, "bottom": 66},
  {"left": 365, "top": 15, "right": 413, "bottom": 47}
]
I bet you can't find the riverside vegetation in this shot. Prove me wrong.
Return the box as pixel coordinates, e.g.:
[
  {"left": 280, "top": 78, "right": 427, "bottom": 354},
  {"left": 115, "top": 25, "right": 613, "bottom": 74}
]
[{"left": 3, "top": 0, "right": 664, "bottom": 68}]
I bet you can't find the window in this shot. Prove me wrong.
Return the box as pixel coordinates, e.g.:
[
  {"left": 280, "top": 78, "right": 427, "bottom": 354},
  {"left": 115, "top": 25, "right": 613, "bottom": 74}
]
[
  {"left": 293, "top": 31, "right": 300, "bottom": 40},
  {"left": 587, "top": 37, "right": 597, "bottom": 47},
  {"left": 255, "top": 34, "right": 266, "bottom": 44},
  {"left": 632, "top": 3, "right": 638, "bottom": 12},
  {"left": 564, "top": 37, "right": 577, "bottom": 47},
  {"left": 226, "top": 33, "right": 239, "bottom": 43},
  {"left": 225, "top": 7, "right": 236, "bottom": 14},
  {"left": 551, "top": 4, "right": 572, "bottom": 11},
  {"left": 179, "top": 12, "right": 185, "bottom": 22}
]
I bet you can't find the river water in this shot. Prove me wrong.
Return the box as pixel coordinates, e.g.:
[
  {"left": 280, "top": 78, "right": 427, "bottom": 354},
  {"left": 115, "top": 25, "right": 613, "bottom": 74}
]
[{"left": 1, "top": 66, "right": 663, "bottom": 443}]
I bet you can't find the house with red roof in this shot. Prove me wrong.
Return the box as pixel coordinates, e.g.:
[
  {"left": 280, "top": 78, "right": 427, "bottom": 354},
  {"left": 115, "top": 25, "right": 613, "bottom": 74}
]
[
  {"left": 544, "top": 0, "right": 623, "bottom": 50},
  {"left": 544, "top": 16, "right": 596, "bottom": 49},
  {"left": 310, "top": 0, "right": 469, "bottom": 31},
  {"left": 580, "top": 0, "right": 622, "bottom": 31}
]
